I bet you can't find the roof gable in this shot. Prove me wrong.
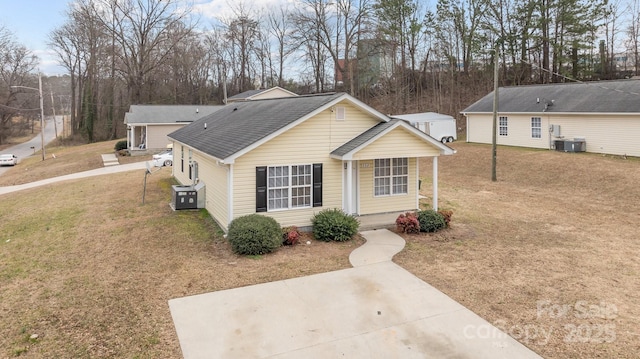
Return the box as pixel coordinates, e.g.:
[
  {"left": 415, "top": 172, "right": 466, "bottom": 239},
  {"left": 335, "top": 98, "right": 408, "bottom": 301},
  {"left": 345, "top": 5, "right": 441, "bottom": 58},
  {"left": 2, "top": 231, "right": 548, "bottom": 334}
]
[
  {"left": 462, "top": 79, "right": 640, "bottom": 114},
  {"left": 227, "top": 86, "right": 298, "bottom": 102},
  {"left": 331, "top": 119, "right": 455, "bottom": 159},
  {"left": 170, "top": 93, "right": 388, "bottom": 162}
]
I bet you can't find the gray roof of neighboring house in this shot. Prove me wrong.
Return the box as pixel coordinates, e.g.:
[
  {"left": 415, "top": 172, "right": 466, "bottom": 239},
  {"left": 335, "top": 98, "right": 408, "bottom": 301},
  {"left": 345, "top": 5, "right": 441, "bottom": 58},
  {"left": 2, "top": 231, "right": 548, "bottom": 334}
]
[
  {"left": 168, "top": 93, "right": 347, "bottom": 160},
  {"left": 331, "top": 120, "right": 399, "bottom": 157},
  {"left": 462, "top": 79, "right": 640, "bottom": 114},
  {"left": 124, "top": 105, "right": 224, "bottom": 125},
  {"left": 227, "top": 89, "right": 268, "bottom": 100}
]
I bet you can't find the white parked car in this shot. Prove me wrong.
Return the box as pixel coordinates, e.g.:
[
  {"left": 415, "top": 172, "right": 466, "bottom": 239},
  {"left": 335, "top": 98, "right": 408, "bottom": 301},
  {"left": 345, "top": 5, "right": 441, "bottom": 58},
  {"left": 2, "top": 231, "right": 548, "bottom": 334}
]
[
  {"left": 152, "top": 150, "right": 173, "bottom": 167},
  {"left": 0, "top": 154, "right": 18, "bottom": 166}
]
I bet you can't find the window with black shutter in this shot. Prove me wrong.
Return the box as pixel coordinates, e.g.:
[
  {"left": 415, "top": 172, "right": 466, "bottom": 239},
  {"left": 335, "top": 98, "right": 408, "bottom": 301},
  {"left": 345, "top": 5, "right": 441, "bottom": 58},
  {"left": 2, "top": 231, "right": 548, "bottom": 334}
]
[
  {"left": 313, "top": 163, "right": 322, "bottom": 207},
  {"left": 256, "top": 166, "right": 267, "bottom": 212}
]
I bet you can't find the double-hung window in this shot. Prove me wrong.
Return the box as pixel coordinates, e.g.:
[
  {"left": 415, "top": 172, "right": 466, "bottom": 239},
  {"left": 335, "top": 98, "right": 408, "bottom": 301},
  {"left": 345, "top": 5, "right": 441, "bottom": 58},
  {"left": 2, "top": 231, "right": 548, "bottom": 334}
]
[
  {"left": 267, "top": 165, "right": 312, "bottom": 210},
  {"left": 531, "top": 117, "right": 542, "bottom": 138},
  {"left": 499, "top": 116, "right": 508, "bottom": 136},
  {"left": 374, "top": 158, "right": 408, "bottom": 196}
]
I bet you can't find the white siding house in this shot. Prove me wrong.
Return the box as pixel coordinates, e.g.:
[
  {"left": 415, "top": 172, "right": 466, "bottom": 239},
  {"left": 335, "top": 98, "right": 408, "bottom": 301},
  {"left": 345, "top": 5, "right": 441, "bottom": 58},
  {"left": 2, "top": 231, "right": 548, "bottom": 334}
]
[
  {"left": 462, "top": 79, "right": 640, "bottom": 157},
  {"left": 124, "top": 105, "right": 223, "bottom": 152}
]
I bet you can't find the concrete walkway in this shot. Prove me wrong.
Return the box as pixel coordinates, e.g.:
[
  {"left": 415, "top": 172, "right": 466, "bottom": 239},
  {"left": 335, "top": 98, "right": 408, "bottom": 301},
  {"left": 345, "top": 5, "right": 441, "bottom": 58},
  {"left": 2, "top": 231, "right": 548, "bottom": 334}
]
[
  {"left": 0, "top": 161, "right": 148, "bottom": 196},
  {"left": 169, "top": 229, "right": 542, "bottom": 358}
]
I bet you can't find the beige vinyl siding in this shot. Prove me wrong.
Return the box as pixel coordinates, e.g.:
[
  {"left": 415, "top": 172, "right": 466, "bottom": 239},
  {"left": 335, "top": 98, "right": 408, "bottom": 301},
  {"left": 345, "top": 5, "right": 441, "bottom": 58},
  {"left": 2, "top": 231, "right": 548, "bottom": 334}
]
[
  {"left": 358, "top": 158, "right": 418, "bottom": 215},
  {"left": 195, "top": 154, "right": 229, "bottom": 230},
  {"left": 253, "top": 88, "right": 296, "bottom": 99},
  {"left": 173, "top": 144, "right": 190, "bottom": 185},
  {"left": 146, "top": 124, "right": 184, "bottom": 149},
  {"left": 352, "top": 127, "right": 442, "bottom": 160},
  {"left": 548, "top": 115, "right": 640, "bottom": 156},
  {"left": 232, "top": 102, "right": 381, "bottom": 227},
  {"left": 466, "top": 113, "right": 640, "bottom": 157},
  {"left": 173, "top": 145, "right": 230, "bottom": 230}
]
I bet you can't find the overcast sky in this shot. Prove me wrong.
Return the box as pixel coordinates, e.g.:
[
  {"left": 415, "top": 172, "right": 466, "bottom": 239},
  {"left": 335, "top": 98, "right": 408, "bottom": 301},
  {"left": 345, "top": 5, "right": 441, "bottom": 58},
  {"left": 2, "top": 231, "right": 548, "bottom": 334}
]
[{"left": 0, "top": 0, "right": 280, "bottom": 76}]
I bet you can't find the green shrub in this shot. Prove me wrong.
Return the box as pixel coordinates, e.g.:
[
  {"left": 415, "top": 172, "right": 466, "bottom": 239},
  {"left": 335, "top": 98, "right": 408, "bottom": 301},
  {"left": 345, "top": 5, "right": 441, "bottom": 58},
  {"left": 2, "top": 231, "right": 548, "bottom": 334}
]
[
  {"left": 114, "top": 140, "right": 128, "bottom": 151},
  {"left": 312, "top": 208, "right": 359, "bottom": 242},
  {"left": 227, "top": 214, "right": 282, "bottom": 255},
  {"left": 417, "top": 210, "right": 446, "bottom": 233}
]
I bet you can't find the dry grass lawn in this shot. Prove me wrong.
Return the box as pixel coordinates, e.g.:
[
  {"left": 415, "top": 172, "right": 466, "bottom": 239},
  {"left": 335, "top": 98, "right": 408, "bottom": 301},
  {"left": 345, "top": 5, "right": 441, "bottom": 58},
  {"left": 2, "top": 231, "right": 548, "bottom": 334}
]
[
  {"left": 397, "top": 143, "right": 640, "bottom": 358},
  {"left": 1, "top": 140, "right": 638, "bottom": 358}
]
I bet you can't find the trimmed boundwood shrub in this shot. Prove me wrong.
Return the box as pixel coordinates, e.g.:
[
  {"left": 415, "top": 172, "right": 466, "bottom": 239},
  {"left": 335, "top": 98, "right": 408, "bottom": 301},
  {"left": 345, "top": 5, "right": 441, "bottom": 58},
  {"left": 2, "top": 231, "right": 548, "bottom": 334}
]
[
  {"left": 312, "top": 208, "right": 359, "bottom": 242},
  {"left": 227, "top": 214, "right": 282, "bottom": 255},
  {"left": 417, "top": 210, "right": 446, "bottom": 233},
  {"left": 114, "top": 140, "right": 128, "bottom": 151}
]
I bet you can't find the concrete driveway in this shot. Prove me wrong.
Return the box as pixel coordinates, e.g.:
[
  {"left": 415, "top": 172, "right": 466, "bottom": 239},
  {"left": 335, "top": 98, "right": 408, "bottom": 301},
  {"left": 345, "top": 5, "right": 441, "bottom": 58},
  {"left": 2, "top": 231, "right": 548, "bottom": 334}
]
[{"left": 169, "top": 229, "right": 541, "bottom": 358}]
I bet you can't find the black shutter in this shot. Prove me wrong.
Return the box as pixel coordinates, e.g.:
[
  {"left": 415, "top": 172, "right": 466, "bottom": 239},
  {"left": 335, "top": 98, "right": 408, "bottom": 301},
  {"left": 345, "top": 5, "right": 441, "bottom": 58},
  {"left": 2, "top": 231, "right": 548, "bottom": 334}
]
[
  {"left": 256, "top": 166, "right": 267, "bottom": 212},
  {"left": 313, "top": 163, "right": 323, "bottom": 207}
]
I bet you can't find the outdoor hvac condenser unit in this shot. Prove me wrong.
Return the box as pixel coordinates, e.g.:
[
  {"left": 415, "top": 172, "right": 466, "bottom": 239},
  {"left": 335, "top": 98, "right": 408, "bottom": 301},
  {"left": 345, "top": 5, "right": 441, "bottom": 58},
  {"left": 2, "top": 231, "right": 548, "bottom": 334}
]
[
  {"left": 171, "top": 182, "right": 205, "bottom": 210},
  {"left": 554, "top": 138, "right": 586, "bottom": 153}
]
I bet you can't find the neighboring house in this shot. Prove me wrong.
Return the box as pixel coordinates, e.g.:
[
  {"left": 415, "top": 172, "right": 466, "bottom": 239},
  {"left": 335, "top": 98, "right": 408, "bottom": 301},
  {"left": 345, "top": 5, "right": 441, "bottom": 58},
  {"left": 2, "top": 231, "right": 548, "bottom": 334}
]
[
  {"left": 226, "top": 86, "right": 298, "bottom": 103},
  {"left": 168, "top": 93, "right": 455, "bottom": 232},
  {"left": 124, "top": 105, "right": 223, "bottom": 151},
  {"left": 462, "top": 79, "right": 640, "bottom": 157}
]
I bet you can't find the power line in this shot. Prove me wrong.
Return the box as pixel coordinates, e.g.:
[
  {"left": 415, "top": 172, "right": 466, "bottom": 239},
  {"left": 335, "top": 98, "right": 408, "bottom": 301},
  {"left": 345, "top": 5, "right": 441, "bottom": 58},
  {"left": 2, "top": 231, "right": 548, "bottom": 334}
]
[{"left": 519, "top": 58, "right": 640, "bottom": 97}]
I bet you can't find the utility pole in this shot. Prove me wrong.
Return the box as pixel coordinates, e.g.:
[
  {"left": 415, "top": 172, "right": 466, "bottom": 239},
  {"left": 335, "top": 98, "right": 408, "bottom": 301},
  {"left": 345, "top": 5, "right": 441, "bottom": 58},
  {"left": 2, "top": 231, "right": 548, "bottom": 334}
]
[
  {"left": 49, "top": 85, "right": 58, "bottom": 138},
  {"left": 491, "top": 47, "right": 499, "bottom": 182},
  {"left": 39, "top": 74, "right": 45, "bottom": 160}
]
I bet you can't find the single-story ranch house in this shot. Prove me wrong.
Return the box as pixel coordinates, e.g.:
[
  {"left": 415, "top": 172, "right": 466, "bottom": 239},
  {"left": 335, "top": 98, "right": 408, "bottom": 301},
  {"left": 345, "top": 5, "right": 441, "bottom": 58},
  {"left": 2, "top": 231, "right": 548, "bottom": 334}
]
[
  {"left": 124, "top": 105, "right": 223, "bottom": 151},
  {"left": 167, "top": 93, "right": 455, "bottom": 231},
  {"left": 462, "top": 79, "right": 640, "bottom": 157}
]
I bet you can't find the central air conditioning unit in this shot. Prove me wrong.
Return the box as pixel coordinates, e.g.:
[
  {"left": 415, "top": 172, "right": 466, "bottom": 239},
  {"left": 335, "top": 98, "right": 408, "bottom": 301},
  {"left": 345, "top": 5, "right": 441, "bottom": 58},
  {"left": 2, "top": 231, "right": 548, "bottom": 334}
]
[
  {"left": 555, "top": 138, "right": 586, "bottom": 153},
  {"left": 171, "top": 181, "right": 205, "bottom": 210}
]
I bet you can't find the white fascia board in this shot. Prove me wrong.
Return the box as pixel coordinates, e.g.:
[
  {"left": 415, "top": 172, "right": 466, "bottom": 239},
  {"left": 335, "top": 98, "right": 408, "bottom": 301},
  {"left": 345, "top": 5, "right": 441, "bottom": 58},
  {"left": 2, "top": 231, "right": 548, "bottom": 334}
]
[
  {"left": 169, "top": 138, "right": 227, "bottom": 164},
  {"left": 224, "top": 93, "right": 388, "bottom": 163},
  {"left": 336, "top": 121, "right": 455, "bottom": 159}
]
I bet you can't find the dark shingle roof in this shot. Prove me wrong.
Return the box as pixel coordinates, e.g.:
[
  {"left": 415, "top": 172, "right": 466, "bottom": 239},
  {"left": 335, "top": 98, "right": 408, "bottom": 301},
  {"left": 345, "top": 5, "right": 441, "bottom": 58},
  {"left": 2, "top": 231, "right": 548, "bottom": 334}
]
[
  {"left": 124, "top": 105, "right": 223, "bottom": 124},
  {"left": 331, "top": 120, "right": 400, "bottom": 157},
  {"left": 168, "top": 93, "right": 345, "bottom": 160},
  {"left": 462, "top": 79, "right": 640, "bottom": 114},
  {"left": 227, "top": 89, "right": 267, "bottom": 100}
]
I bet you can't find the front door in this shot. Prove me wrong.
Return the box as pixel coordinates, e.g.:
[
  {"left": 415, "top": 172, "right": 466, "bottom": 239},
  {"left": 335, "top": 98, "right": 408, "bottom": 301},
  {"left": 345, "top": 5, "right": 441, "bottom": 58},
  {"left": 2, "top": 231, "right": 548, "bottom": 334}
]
[{"left": 343, "top": 161, "right": 358, "bottom": 214}]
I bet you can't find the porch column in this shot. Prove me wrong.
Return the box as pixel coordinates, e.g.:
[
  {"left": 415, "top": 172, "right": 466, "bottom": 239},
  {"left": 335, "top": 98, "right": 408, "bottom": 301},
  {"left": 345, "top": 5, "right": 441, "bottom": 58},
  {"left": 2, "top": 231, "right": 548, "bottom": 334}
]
[
  {"left": 346, "top": 160, "right": 353, "bottom": 214},
  {"left": 433, "top": 156, "right": 438, "bottom": 210}
]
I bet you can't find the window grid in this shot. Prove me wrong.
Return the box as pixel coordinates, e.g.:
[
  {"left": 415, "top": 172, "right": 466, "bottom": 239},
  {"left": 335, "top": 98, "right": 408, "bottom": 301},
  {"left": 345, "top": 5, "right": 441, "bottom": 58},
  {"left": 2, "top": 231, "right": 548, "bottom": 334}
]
[
  {"left": 268, "top": 165, "right": 312, "bottom": 210},
  {"left": 499, "top": 116, "right": 508, "bottom": 136},
  {"left": 268, "top": 166, "right": 289, "bottom": 210},
  {"left": 374, "top": 158, "right": 408, "bottom": 196},
  {"left": 291, "top": 165, "right": 312, "bottom": 208},
  {"left": 531, "top": 117, "right": 542, "bottom": 138}
]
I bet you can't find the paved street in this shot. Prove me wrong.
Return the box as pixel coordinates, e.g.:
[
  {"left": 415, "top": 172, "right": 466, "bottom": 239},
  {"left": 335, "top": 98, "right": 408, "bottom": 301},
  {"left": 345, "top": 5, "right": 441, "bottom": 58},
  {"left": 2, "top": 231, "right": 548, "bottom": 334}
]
[{"left": 0, "top": 116, "right": 64, "bottom": 176}]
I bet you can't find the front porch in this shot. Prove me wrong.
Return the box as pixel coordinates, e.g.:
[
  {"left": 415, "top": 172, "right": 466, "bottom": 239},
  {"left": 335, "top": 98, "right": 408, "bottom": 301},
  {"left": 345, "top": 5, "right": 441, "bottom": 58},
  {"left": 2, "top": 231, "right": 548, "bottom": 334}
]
[
  {"left": 357, "top": 211, "right": 402, "bottom": 231},
  {"left": 356, "top": 193, "right": 430, "bottom": 231}
]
